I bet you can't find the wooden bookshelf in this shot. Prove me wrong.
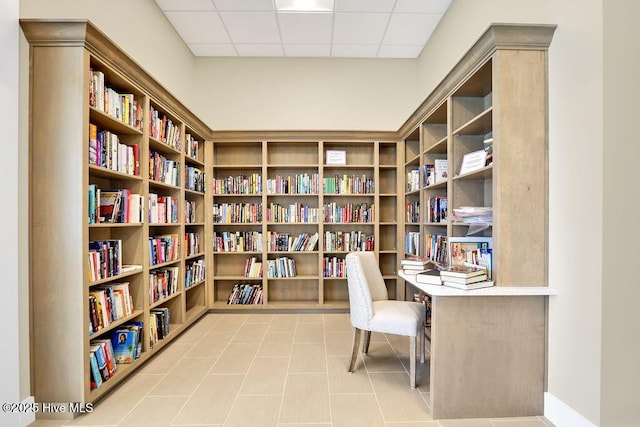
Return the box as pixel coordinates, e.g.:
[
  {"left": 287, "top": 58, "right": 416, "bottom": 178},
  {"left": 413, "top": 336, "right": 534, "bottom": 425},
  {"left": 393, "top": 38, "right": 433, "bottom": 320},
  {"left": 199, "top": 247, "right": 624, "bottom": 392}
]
[
  {"left": 209, "top": 135, "right": 399, "bottom": 310},
  {"left": 21, "top": 20, "right": 212, "bottom": 412}
]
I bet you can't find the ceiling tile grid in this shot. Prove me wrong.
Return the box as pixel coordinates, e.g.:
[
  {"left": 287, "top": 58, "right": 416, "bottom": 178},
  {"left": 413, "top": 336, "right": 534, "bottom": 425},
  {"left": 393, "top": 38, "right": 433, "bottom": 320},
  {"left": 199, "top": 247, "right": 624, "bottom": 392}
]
[{"left": 154, "top": 0, "right": 452, "bottom": 58}]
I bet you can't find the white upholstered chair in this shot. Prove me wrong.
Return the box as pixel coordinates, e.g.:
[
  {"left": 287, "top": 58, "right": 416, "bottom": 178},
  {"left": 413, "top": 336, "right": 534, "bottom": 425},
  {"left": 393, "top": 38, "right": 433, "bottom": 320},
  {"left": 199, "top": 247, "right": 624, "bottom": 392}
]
[{"left": 345, "top": 251, "right": 426, "bottom": 388}]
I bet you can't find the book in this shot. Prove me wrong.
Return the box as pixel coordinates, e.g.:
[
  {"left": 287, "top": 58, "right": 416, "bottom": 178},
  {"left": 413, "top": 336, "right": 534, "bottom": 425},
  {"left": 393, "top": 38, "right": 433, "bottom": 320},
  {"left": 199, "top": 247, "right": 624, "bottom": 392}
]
[
  {"left": 434, "top": 158, "right": 448, "bottom": 183},
  {"left": 440, "top": 273, "right": 487, "bottom": 284},
  {"left": 401, "top": 257, "right": 432, "bottom": 266},
  {"left": 89, "top": 350, "right": 102, "bottom": 390},
  {"left": 415, "top": 269, "right": 442, "bottom": 285},
  {"left": 439, "top": 264, "right": 487, "bottom": 279},
  {"left": 112, "top": 329, "right": 137, "bottom": 363},
  {"left": 442, "top": 280, "right": 495, "bottom": 290},
  {"left": 99, "top": 191, "right": 122, "bottom": 223},
  {"left": 447, "top": 237, "right": 493, "bottom": 269}
]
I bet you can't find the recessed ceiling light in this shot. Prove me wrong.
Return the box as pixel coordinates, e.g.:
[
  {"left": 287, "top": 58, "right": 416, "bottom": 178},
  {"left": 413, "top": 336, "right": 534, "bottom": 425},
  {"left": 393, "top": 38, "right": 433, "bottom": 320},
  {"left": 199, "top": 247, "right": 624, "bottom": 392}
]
[{"left": 275, "top": 0, "right": 334, "bottom": 12}]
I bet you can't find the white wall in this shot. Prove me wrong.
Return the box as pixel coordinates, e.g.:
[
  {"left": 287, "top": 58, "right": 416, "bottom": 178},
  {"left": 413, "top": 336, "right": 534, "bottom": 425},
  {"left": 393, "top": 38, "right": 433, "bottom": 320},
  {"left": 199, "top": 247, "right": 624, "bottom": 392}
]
[
  {"left": 2, "top": 0, "right": 23, "bottom": 425},
  {"left": 416, "top": 1, "right": 604, "bottom": 424}
]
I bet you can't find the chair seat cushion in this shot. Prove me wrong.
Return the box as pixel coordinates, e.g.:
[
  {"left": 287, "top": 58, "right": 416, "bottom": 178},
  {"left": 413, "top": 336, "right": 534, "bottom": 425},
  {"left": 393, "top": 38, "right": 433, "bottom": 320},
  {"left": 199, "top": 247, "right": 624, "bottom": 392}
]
[{"left": 370, "top": 301, "right": 426, "bottom": 337}]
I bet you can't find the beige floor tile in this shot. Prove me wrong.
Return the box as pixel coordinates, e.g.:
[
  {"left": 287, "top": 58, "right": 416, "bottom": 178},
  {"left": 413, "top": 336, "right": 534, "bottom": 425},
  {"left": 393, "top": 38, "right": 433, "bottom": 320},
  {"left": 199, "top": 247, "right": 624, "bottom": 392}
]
[
  {"left": 256, "top": 332, "right": 294, "bottom": 357},
  {"left": 173, "top": 322, "right": 212, "bottom": 345},
  {"left": 268, "top": 315, "right": 298, "bottom": 332},
  {"left": 148, "top": 356, "right": 216, "bottom": 396},
  {"left": 384, "top": 422, "right": 440, "bottom": 426},
  {"left": 68, "top": 374, "right": 163, "bottom": 425},
  {"left": 277, "top": 424, "right": 331, "bottom": 427},
  {"left": 386, "top": 333, "right": 412, "bottom": 356},
  {"left": 137, "top": 343, "right": 193, "bottom": 375},
  {"left": 369, "top": 331, "right": 389, "bottom": 342},
  {"left": 279, "top": 373, "right": 331, "bottom": 424},
  {"left": 323, "top": 313, "right": 352, "bottom": 331},
  {"left": 116, "top": 396, "right": 188, "bottom": 427},
  {"left": 438, "top": 419, "right": 493, "bottom": 426},
  {"left": 172, "top": 375, "right": 244, "bottom": 425},
  {"left": 297, "top": 313, "right": 324, "bottom": 323},
  {"left": 209, "top": 314, "right": 248, "bottom": 333},
  {"left": 363, "top": 341, "right": 406, "bottom": 373},
  {"left": 29, "top": 420, "right": 71, "bottom": 427},
  {"left": 489, "top": 417, "right": 552, "bottom": 426},
  {"left": 245, "top": 313, "right": 274, "bottom": 324},
  {"left": 289, "top": 342, "right": 327, "bottom": 373},
  {"left": 368, "top": 372, "right": 432, "bottom": 423},
  {"left": 325, "top": 330, "right": 353, "bottom": 356},
  {"left": 224, "top": 395, "right": 282, "bottom": 427},
  {"left": 294, "top": 322, "right": 325, "bottom": 343},
  {"left": 187, "top": 332, "right": 234, "bottom": 357},
  {"left": 209, "top": 343, "right": 259, "bottom": 374},
  {"left": 240, "top": 356, "right": 289, "bottom": 395},
  {"left": 331, "top": 393, "right": 385, "bottom": 426},
  {"left": 327, "top": 355, "right": 373, "bottom": 394},
  {"left": 231, "top": 322, "right": 268, "bottom": 343}
]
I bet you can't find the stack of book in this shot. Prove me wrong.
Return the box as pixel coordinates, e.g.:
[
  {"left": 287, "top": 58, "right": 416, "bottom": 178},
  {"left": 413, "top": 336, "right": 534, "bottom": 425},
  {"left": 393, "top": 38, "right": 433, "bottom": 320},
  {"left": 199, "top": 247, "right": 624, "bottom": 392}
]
[
  {"left": 439, "top": 265, "right": 494, "bottom": 290},
  {"left": 400, "top": 257, "right": 433, "bottom": 275}
]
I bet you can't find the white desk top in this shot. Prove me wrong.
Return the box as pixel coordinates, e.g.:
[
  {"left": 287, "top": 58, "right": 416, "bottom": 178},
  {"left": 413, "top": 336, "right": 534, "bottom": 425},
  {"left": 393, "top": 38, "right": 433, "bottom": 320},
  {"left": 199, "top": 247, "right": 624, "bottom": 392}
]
[{"left": 399, "top": 272, "right": 559, "bottom": 297}]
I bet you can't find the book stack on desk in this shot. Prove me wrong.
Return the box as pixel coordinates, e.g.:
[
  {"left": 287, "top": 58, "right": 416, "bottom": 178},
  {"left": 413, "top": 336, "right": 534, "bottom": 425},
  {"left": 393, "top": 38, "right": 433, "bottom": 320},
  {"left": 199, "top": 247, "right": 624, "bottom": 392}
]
[
  {"left": 440, "top": 265, "right": 494, "bottom": 290},
  {"left": 400, "top": 257, "right": 435, "bottom": 275}
]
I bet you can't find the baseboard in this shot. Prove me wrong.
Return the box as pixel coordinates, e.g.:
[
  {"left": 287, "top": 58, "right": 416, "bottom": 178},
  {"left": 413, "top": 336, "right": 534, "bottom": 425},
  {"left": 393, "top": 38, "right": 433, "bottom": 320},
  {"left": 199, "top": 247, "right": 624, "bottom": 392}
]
[
  {"left": 19, "top": 396, "right": 36, "bottom": 426},
  {"left": 544, "top": 392, "right": 597, "bottom": 427}
]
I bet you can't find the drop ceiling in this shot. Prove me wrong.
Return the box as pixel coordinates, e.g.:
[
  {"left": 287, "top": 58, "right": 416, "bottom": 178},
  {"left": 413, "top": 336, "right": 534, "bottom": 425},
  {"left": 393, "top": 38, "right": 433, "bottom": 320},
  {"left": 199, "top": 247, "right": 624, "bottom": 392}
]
[{"left": 154, "top": 0, "right": 452, "bottom": 58}]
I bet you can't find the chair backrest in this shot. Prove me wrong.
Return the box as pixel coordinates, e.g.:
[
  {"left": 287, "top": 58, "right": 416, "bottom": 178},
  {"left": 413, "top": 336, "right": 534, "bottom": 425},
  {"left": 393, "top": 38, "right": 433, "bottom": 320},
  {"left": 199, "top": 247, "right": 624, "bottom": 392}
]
[{"left": 346, "top": 252, "right": 389, "bottom": 329}]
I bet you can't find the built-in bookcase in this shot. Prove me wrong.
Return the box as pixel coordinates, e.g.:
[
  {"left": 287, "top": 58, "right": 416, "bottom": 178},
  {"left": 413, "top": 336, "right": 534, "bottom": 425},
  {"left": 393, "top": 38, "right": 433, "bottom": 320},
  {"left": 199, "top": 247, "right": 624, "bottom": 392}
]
[
  {"left": 22, "top": 20, "right": 212, "bottom": 410},
  {"left": 210, "top": 135, "right": 399, "bottom": 309}
]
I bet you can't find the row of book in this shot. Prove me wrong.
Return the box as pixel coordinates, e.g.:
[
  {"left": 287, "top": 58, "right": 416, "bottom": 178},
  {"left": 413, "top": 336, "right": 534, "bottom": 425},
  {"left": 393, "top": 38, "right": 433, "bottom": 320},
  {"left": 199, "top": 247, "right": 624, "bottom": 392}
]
[
  {"left": 266, "top": 173, "right": 319, "bottom": 195},
  {"left": 405, "top": 231, "right": 420, "bottom": 257},
  {"left": 213, "top": 202, "right": 262, "bottom": 223},
  {"left": 244, "top": 256, "right": 263, "bottom": 278},
  {"left": 89, "top": 124, "right": 140, "bottom": 176},
  {"left": 424, "top": 160, "right": 448, "bottom": 186},
  {"left": 149, "top": 308, "right": 170, "bottom": 349},
  {"left": 185, "top": 200, "right": 197, "bottom": 224},
  {"left": 322, "top": 202, "right": 374, "bottom": 223},
  {"left": 227, "top": 283, "right": 263, "bottom": 305},
  {"left": 88, "top": 281, "right": 133, "bottom": 335},
  {"left": 149, "top": 267, "right": 179, "bottom": 304},
  {"left": 185, "top": 232, "right": 201, "bottom": 256},
  {"left": 323, "top": 231, "right": 374, "bottom": 252},
  {"left": 406, "top": 200, "right": 420, "bottom": 223},
  {"left": 148, "top": 194, "right": 179, "bottom": 224},
  {"left": 267, "top": 231, "right": 319, "bottom": 252},
  {"left": 185, "top": 166, "right": 205, "bottom": 192},
  {"left": 89, "top": 239, "right": 122, "bottom": 282},
  {"left": 323, "top": 256, "right": 346, "bottom": 277},
  {"left": 266, "top": 203, "right": 319, "bottom": 223},
  {"left": 149, "top": 105, "right": 181, "bottom": 150},
  {"left": 323, "top": 174, "right": 375, "bottom": 194},
  {"left": 425, "top": 233, "right": 448, "bottom": 264},
  {"left": 185, "top": 134, "right": 200, "bottom": 160},
  {"left": 88, "top": 186, "right": 144, "bottom": 224},
  {"left": 426, "top": 196, "right": 447, "bottom": 223},
  {"left": 407, "top": 169, "right": 421, "bottom": 192},
  {"left": 149, "top": 150, "right": 180, "bottom": 186},
  {"left": 214, "top": 231, "right": 262, "bottom": 252},
  {"left": 89, "top": 68, "right": 143, "bottom": 130},
  {"left": 213, "top": 174, "right": 262, "bottom": 195},
  {"left": 149, "top": 234, "right": 180, "bottom": 266},
  {"left": 185, "top": 259, "right": 205, "bottom": 288},
  {"left": 90, "top": 320, "right": 144, "bottom": 390},
  {"left": 267, "top": 257, "right": 297, "bottom": 278}
]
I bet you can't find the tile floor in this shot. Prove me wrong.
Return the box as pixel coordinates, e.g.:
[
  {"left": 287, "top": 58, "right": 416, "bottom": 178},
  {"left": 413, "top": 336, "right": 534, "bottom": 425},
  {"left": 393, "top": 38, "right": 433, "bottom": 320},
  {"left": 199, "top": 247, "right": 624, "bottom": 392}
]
[{"left": 30, "top": 313, "right": 554, "bottom": 426}]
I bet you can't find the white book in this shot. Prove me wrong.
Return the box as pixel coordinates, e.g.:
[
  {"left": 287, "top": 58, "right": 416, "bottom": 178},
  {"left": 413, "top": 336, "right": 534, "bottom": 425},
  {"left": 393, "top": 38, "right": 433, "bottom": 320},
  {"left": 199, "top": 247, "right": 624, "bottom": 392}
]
[{"left": 442, "top": 280, "right": 494, "bottom": 290}]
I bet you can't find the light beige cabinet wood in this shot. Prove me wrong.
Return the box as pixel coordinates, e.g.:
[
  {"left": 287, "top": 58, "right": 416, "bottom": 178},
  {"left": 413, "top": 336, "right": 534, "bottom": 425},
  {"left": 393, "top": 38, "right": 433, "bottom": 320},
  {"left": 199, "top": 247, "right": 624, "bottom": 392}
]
[{"left": 22, "top": 19, "right": 212, "bottom": 410}]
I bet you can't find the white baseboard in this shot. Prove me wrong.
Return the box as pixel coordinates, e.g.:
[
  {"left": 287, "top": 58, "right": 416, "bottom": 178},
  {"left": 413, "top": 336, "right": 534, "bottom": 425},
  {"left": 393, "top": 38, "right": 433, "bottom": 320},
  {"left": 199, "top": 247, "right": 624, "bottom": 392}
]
[
  {"left": 545, "top": 392, "right": 597, "bottom": 427},
  {"left": 19, "top": 396, "right": 36, "bottom": 426}
]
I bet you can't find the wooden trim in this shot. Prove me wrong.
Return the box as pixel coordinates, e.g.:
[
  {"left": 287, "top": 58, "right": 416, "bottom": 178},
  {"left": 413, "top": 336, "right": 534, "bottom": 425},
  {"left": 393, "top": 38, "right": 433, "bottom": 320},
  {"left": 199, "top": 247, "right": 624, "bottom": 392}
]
[{"left": 210, "top": 130, "right": 397, "bottom": 142}]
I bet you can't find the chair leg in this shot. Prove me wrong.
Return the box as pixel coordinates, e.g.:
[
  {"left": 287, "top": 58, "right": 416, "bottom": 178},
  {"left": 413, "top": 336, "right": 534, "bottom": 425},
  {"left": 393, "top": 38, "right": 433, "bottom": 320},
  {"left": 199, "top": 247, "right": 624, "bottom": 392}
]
[
  {"left": 409, "top": 335, "right": 416, "bottom": 388},
  {"left": 420, "top": 325, "right": 425, "bottom": 364},
  {"left": 363, "top": 330, "right": 371, "bottom": 354},
  {"left": 348, "top": 328, "right": 362, "bottom": 372}
]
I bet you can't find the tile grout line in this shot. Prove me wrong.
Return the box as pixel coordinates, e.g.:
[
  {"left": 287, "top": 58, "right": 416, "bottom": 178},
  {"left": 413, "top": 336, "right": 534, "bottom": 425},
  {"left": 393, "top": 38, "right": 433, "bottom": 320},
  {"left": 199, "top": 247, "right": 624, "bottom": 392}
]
[{"left": 276, "top": 313, "right": 298, "bottom": 425}]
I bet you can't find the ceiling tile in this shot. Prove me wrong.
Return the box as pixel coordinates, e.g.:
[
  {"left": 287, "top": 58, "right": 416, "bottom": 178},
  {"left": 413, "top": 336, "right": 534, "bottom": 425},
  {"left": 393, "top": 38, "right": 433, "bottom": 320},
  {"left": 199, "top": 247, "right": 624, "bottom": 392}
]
[
  {"left": 164, "top": 11, "right": 230, "bottom": 44},
  {"left": 394, "top": 0, "right": 452, "bottom": 13},
  {"left": 333, "top": 13, "right": 389, "bottom": 45},
  {"left": 332, "top": 44, "right": 378, "bottom": 58},
  {"left": 213, "top": 0, "right": 274, "bottom": 11},
  {"left": 377, "top": 44, "right": 424, "bottom": 58},
  {"left": 383, "top": 13, "right": 442, "bottom": 45},
  {"left": 154, "top": 0, "right": 215, "bottom": 11},
  {"left": 220, "top": 11, "right": 281, "bottom": 44},
  {"left": 284, "top": 44, "right": 332, "bottom": 57},
  {"left": 278, "top": 12, "right": 333, "bottom": 44},
  {"left": 235, "top": 44, "right": 285, "bottom": 56},
  {"left": 188, "top": 43, "right": 238, "bottom": 56},
  {"left": 335, "top": 0, "right": 395, "bottom": 13}
]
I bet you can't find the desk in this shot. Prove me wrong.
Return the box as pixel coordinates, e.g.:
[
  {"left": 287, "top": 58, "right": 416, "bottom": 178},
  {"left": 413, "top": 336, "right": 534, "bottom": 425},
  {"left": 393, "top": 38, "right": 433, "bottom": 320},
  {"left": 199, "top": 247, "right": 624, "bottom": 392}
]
[{"left": 399, "top": 272, "right": 557, "bottom": 419}]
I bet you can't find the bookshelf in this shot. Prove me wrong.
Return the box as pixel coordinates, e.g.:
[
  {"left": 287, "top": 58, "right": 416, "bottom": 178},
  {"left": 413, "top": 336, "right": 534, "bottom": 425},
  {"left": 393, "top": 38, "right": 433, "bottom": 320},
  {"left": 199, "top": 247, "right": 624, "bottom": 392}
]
[
  {"left": 209, "top": 134, "right": 399, "bottom": 310},
  {"left": 398, "top": 24, "right": 556, "bottom": 418},
  {"left": 22, "top": 20, "right": 212, "bottom": 410}
]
